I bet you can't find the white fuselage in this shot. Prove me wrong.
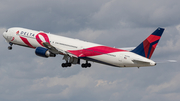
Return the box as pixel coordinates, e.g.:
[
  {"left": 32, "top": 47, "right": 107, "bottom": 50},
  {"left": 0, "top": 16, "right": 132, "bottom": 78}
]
[{"left": 3, "top": 27, "right": 156, "bottom": 67}]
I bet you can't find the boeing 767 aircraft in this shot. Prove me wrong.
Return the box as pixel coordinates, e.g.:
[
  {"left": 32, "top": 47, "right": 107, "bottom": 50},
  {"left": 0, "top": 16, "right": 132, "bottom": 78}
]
[{"left": 3, "top": 27, "right": 164, "bottom": 68}]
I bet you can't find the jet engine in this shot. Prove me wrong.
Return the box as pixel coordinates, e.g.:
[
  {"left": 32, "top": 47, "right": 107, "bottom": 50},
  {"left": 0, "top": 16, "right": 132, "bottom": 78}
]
[{"left": 35, "top": 47, "right": 56, "bottom": 58}]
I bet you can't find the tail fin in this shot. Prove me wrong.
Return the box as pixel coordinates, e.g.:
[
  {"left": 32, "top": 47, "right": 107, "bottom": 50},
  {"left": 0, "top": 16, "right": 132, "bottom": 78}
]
[{"left": 131, "top": 27, "right": 165, "bottom": 59}]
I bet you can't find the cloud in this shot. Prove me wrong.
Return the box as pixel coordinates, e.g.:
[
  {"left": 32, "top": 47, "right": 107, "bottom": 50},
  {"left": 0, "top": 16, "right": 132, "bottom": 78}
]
[
  {"left": 89, "top": 0, "right": 180, "bottom": 29},
  {"left": 1, "top": 0, "right": 180, "bottom": 32},
  {"left": 146, "top": 73, "right": 180, "bottom": 93}
]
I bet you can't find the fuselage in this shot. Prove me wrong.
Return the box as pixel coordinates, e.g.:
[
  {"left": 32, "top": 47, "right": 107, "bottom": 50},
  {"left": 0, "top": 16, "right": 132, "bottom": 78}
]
[{"left": 3, "top": 27, "right": 156, "bottom": 67}]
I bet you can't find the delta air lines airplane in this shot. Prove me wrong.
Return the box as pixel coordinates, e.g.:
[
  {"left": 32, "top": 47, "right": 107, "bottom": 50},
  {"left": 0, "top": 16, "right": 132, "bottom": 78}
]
[{"left": 3, "top": 27, "right": 164, "bottom": 68}]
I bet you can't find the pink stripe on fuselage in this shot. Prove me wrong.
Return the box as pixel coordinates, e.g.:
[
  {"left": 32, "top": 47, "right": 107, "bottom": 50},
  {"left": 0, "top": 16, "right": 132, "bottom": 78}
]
[
  {"left": 68, "top": 46, "right": 127, "bottom": 57},
  {"left": 20, "top": 36, "right": 35, "bottom": 48},
  {"left": 35, "top": 33, "right": 50, "bottom": 47}
]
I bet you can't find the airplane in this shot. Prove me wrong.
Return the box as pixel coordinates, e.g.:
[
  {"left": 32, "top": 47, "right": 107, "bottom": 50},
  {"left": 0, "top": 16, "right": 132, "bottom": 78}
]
[{"left": 3, "top": 27, "right": 164, "bottom": 68}]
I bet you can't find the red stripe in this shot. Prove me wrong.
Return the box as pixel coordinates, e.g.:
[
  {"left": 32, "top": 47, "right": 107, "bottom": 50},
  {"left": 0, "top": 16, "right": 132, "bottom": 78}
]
[
  {"left": 35, "top": 33, "right": 50, "bottom": 46},
  {"left": 11, "top": 37, "right": 15, "bottom": 41},
  {"left": 143, "top": 39, "right": 150, "bottom": 58},
  {"left": 68, "top": 46, "right": 127, "bottom": 57},
  {"left": 20, "top": 36, "right": 35, "bottom": 48},
  {"left": 149, "top": 43, "right": 157, "bottom": 59},
  {"left": 143, "top": 35, "right": 161, "bottom": 58},
  {"left": 147, "top": 35, "right": 161, "bottom": 43},
  {"left": 16, "top": 31, "right": 19, "bottom": 34}
]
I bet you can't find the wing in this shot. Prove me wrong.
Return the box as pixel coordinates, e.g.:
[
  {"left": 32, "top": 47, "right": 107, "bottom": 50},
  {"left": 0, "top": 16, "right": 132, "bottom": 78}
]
[
  {"left": 42, "top": 42, "right": 59, "bottom": 54},
  {"left": 42, "top": 42, "right": 77, "bottom": 58},
  {"left": 119, "top": 47, "right": 136, "bottom": 51}
]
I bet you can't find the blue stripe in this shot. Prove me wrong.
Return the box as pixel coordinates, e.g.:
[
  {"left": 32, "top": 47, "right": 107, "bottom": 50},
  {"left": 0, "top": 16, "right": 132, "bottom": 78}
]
[{"left": 131, "top": 43, "right": 145, "bottom": 57}]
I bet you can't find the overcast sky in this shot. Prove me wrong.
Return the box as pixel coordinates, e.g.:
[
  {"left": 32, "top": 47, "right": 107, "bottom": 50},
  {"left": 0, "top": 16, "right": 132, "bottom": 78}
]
[{"left": 1, "top": 0, "right": 180, "bottom": 101}]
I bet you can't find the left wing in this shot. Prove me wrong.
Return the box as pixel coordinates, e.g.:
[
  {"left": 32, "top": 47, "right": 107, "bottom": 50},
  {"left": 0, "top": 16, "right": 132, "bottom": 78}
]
[
  {"left": 42, "top": 42, "right": 78, "bottom": 58},
  {"left": 42, "top": 42, "right": 59, "bottom": 54}
]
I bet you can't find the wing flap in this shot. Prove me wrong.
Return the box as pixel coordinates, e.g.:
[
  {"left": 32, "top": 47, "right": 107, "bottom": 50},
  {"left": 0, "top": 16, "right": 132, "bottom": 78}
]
[{"left": 42, "top": 42, "right": 60, "bottom": 54}]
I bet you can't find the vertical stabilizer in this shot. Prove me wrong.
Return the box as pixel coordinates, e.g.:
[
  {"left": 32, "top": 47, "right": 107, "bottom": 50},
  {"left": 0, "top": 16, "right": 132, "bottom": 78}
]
[{"left": 131, "top": 27, "right": 165, "bottom": 59}]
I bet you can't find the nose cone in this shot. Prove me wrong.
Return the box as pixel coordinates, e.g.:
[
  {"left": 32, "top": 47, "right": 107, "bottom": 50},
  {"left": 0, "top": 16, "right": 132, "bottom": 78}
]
[{"left": 3, "top": 31, "right": 7, "bottom": 38}]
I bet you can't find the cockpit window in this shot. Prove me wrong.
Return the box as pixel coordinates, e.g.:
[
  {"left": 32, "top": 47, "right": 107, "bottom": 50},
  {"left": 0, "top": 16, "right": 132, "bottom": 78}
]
[{"left": 6, "top": 30, "right": 8, "bottom": 32}]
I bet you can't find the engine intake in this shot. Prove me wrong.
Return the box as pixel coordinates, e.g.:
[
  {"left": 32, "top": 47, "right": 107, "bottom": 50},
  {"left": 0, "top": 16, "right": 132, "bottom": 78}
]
[{"left": 35, "top": 47, "right": 56, "bottom": 58}]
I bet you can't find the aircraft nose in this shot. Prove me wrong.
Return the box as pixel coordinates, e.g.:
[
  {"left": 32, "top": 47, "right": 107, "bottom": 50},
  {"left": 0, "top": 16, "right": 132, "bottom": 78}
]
[
  {"left": 3, "top": 32, "right": 6, "bottom": 38},
  {"left": 3, "top": 30, "right": 8, "bottom": 39}
]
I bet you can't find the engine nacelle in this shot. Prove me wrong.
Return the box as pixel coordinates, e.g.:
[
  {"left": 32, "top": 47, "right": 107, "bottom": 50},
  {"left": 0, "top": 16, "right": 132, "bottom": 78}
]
[{"left": 35, "top": 47, "right": 56, "bottom": 58}]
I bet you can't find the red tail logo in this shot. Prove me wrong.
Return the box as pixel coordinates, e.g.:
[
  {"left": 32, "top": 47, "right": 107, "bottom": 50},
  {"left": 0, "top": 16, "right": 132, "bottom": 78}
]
[
  {"left": 35, "top": 33, "right": 50, "bottom": 47},
  {"left": 143, "top": 35, "right": 161, "bottom": 59},
  {"left": 131, "top": 28, "right": 165, "bottom": 59}
]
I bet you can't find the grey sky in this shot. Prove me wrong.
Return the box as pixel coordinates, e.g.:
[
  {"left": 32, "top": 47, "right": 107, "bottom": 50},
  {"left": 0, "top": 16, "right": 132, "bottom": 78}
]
[{"left": 0, "top": 0, "right": 180, "bottom": 101}]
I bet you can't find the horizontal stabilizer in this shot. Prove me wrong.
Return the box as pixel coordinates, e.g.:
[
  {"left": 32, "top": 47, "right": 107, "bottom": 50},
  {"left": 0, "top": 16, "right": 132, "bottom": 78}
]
[{"left": 132, "top": 59, "right": 150, "bottom": 64}]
